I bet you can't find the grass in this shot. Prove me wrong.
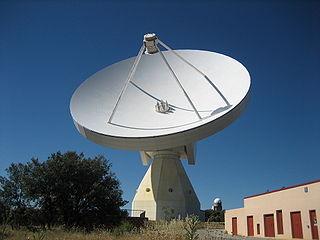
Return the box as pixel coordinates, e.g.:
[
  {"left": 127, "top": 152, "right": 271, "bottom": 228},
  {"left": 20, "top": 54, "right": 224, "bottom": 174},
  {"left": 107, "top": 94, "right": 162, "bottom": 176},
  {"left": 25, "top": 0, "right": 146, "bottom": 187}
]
[
  {"left": 0, "top": 219, "right": 225, "bottom": 240},
  {"left": 0, "top": 222, "right": 184, "bottom": 240},
  {"left": 1, "top": 227, "right": 183, "bottom": 240}
]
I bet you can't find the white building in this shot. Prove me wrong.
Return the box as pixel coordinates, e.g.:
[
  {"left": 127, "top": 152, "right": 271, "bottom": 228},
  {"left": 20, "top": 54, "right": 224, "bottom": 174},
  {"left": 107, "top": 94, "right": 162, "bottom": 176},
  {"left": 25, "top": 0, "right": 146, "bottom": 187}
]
[{"left": 225, "top": 180, "right": 319, "bottom": 239}]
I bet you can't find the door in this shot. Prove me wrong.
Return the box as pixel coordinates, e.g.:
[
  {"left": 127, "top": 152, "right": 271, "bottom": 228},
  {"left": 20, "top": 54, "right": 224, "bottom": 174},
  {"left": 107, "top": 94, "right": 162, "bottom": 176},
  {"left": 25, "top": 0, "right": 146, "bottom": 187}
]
[
  {"left": 310, "top": 210, "right": 319, "bottom": 240},
  {"left": 264, "top": 214, "right": 275, "bottom": 237},
  {"left": 232, "top": 217, "right": 238, "bottom": 235},
  {"left": 276, "top": 210, "right": 284, "bottom": 234},
  {"left": 247, "top": 216, "right": 254, "bottom": 236},
  {"left": 291, "top": 211, "right": 303, "bottom": 238}
]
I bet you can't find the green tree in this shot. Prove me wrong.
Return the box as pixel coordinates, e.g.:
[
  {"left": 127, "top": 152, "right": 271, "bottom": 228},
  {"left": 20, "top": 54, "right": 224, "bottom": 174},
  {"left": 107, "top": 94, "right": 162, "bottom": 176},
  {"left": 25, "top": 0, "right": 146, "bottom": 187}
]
[
  {"left": 0, "top": 163, "right": 34, "bottom": 229},
  {"left": 0, "top": 151, "right": 127, "bottom": 231}
]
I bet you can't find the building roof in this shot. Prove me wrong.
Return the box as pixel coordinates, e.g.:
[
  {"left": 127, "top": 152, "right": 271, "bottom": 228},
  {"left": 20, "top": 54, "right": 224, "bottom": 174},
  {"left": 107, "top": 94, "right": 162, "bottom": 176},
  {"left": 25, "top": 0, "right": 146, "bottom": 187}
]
[{"left": 244, "top": 179, "right": 320, "bottom": 199}]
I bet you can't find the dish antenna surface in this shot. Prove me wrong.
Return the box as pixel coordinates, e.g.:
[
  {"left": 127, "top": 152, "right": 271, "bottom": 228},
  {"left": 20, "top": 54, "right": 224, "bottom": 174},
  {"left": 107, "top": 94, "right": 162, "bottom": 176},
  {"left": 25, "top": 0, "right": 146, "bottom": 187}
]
[{"left": 70, "top": 33, "right": 250, "bottom": 220}]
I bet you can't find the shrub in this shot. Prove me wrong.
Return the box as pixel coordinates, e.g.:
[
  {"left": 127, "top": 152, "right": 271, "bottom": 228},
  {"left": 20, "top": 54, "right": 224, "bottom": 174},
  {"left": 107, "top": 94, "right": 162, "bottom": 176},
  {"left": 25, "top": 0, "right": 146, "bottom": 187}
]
[{"left": 183, "top": 215, "right": 200, "bottom": 240}]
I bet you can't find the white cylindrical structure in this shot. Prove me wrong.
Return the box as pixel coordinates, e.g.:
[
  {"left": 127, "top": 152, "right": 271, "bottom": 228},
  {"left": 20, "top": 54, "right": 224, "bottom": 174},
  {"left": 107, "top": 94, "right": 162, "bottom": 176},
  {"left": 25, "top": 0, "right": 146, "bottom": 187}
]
[{"left": 212, "top": 198, "right": 222, "bottom": 211}]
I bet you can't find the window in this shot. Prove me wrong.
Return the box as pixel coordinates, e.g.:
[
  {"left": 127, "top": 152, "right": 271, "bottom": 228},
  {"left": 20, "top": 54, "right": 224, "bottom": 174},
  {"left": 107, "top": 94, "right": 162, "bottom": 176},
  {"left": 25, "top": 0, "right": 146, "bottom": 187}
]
[{"left": 257, "top": 224, "right": 260, "bottom": 235}]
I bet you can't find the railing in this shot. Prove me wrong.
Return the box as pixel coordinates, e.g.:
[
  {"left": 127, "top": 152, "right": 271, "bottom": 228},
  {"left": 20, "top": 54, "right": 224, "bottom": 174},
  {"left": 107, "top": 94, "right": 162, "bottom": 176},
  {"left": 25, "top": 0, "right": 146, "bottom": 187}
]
[{"left": 122, "top": 209, "right": 146, "bottom": 218}]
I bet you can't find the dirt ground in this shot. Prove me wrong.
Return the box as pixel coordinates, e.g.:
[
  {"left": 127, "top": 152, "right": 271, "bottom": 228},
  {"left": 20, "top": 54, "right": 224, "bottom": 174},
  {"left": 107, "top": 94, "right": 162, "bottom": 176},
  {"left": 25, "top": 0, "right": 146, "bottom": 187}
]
[{"left": 197, "top": 228, "right": 276, "bottom": 240}]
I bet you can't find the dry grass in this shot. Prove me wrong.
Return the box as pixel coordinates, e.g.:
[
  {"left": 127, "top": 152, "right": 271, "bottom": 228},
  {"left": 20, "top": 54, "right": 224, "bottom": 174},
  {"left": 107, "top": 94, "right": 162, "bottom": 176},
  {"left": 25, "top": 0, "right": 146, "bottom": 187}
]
[
  {"left": 4, "top": 229, "right": 110, "bottom": 240},
  {"left": 1, "top": 220, "right": 185, "bottom": 240},
  {"left": 1, "top": 220, "right": 225, "bottom": 240},
  {"left": 141, "top": 220, "right": 185, "bottom": 240}
]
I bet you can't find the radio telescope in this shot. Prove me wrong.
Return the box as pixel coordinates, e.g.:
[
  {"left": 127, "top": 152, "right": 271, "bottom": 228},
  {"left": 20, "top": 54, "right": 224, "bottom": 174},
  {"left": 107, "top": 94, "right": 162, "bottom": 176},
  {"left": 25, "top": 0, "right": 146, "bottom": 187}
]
[{"left": 70, "top": 33, "right": 250, "bottom": 220}]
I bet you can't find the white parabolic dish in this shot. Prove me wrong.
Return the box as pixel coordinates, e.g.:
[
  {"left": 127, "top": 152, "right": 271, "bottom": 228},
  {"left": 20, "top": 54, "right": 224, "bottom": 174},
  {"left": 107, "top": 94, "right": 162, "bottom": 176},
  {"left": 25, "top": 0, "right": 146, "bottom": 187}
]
[{"left": 70, "top": 49, "right": 250, "bottom": 151}]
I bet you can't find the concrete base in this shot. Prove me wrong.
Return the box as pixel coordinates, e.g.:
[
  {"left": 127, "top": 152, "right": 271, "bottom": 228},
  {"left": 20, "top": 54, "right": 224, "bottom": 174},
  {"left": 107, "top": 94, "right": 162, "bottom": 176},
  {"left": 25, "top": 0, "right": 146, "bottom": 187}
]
[{"left": 132, "top": 150, "right": 201, "bottom": 220}]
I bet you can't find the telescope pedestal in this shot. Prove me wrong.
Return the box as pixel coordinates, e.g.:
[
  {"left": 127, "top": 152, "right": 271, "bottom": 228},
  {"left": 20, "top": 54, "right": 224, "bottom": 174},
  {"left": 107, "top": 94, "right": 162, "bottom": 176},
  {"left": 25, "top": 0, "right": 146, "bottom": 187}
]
[{"left": 132, "top": 150, "right": 201, "bottom": 220}]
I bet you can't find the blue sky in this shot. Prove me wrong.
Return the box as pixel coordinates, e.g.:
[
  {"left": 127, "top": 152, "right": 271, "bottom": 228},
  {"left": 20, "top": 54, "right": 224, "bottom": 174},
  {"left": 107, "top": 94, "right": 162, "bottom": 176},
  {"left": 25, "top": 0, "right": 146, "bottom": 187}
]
[{"left": 0, "top": 0, "right": 319, "bottom": 210}]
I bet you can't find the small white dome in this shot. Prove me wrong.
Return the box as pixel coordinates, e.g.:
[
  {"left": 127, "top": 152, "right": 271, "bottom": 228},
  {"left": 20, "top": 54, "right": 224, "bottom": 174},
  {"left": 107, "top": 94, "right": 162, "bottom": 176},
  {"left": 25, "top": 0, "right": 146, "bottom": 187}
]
[{"left": 213, "top": 198, "right": 221, "bottom": 204}]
